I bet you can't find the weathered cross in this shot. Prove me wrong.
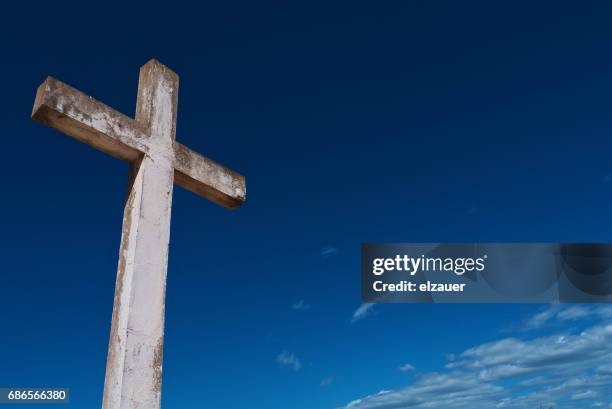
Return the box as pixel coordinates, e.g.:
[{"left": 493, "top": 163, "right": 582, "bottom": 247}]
[{"left": 31, "top": 60, "right": 246, "bottom": 408}]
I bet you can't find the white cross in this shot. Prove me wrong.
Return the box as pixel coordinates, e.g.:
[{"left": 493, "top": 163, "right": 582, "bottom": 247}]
[{"left": 32, "top": 59, "right": 246, "bottom": 409}]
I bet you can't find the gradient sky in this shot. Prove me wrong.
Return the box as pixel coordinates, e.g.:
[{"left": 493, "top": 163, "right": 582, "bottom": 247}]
[{"left": 1, "top": 1, "right": 612, "bottom": 408}]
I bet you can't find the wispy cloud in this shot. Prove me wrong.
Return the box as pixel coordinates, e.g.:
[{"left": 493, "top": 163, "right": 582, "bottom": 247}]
[
  {"left": 398, "top": 363, "right": 416, "bottom": 372},
  {"left": 342, "top": 305, "right": 612, "bottom": 408},
  {"left": 321, "top": 246, "right": 338, "bottom": 256},
  {"left": 292, "top": 300, "right": 311, "bottom": 311},
  {"left": 557, "top": 305, "right": 591, "bottom": 321},
  {"left": 523, "top": 304, "right": 561, "bottom": 330},
  {"left": 276, "top": 351, "right": 301, "bottom": 371},
  {"left": 351, "top": 303, "right": 375, "bottom": 323},
  {"left": 320, "top": 376, "right": 334, "bottom": 387},
  {"left": 571, "top": 389, "right": 600, "bottom": 400},
  {"left": 523, "top": 304, "right": 612, "bottom": 330}
]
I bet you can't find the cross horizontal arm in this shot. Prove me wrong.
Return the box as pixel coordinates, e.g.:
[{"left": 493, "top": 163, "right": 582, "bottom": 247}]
[
  {"left": 32, "top": 76, "right": 246, "bottom": 209},
  {"left": 174, "top": 143, "right": 246, "bottom": 209},
  {"left": 32, "top": 76, "right": 149, "bottom": 161}
]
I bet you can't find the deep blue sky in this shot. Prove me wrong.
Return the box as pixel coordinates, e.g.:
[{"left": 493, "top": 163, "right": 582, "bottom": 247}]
[{"left": 1, "top": 1, "right": 612, "bottom": 408}]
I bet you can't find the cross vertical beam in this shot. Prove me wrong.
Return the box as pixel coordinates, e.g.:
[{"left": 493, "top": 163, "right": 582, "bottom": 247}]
[{"left": 102, "top": 62, "right": 178, "bottom": 409}]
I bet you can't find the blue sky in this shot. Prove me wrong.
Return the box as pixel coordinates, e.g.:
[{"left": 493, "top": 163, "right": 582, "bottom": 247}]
[{"left": 1, "top": 1, "right": 612, "bottom": 408}]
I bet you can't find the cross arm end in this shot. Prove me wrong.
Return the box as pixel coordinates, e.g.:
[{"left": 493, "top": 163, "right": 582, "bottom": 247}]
[
  {"left": 31, "top": 76, "right": 147, "bottom": 162},
  {"left": 174, "top": 143, "right": 246, "bottom": 209}
]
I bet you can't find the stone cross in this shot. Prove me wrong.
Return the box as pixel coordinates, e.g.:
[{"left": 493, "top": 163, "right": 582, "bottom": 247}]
[{"left": 31, "top": 60, "right": 246, "bottom": 408}]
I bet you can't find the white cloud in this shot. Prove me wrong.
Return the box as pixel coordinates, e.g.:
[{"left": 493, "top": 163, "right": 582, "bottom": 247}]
[
  {"left": 399, "top": 363, "right": 415, "bottom": 372},
  {"left": 292, "top": 300, "right": 310, "bottom": 311},
  {"left": 341, "top": 306, "right": 612, "bottom": 408},
  {"left": 572, "top": 390, "right": 600, "bottom": 400},
  {"left": 523, "top": 304, "right": 561, "bottom": 329},
  {"left": 557, "top": 305, "right": 591, "bottom": 321},
  {"left": 523, "top": 305, "right": 612, "bottom": 330},
  {"left": 351, "top": 303, "right": 375, "bottom": 323},
  {"left": 321, "top": 246, "right": 338, "bottom": 256},
  {"left": 276, "top": 351, "right": 301, "bottom": 371},
  {"left": 321, "top": 376, "right": 334, "bottom": 387}
]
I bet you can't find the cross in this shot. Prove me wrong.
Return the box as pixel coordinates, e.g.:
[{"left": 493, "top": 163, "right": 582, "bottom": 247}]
[{"left": 31, "top": 59, "right": 246, "bottom": 408}]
